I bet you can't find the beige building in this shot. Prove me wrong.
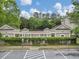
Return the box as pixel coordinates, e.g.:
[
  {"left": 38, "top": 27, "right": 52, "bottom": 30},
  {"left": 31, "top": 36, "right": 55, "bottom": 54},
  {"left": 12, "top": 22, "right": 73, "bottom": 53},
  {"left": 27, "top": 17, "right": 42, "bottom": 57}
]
[
  {"left": 0, "top": 23, "right": 71, "bottom": 38},
  {"left": 61, "top": 18, "right": 78, "bottom": 29}
]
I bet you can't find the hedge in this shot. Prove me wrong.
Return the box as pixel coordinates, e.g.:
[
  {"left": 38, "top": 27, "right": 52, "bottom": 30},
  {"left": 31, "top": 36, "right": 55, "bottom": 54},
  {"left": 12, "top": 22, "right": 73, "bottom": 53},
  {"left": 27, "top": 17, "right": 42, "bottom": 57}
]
[
  {"left": 0, "top": 37, "right": 76, "bottom": 45},
  {"left": 0, "top": 37, "right": 22, "bottom": 46},
  {"left": 0, "top": 37, "right": 76, "bottom": 40}
]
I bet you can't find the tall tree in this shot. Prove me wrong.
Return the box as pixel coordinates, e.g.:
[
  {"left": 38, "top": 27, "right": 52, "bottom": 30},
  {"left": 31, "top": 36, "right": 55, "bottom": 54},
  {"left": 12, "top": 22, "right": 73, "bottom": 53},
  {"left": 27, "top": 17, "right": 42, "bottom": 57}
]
[
  {"left": 68, "top": 0, "right": 79, "bottom": 37},
  {"left": 0, "top": 0, "right": 21, "bottom": 28},
  {"left": 68, "top": 0, "right": 79, "bottom": 25}
]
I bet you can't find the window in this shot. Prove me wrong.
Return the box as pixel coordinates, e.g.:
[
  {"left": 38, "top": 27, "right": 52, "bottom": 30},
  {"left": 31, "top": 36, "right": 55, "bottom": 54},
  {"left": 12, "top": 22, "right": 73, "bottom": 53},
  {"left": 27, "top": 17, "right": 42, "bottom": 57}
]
[
  {"left": 61, "top": 35, "right": 64, "bottom": 37},
  {"left": 15, "top": 34, "right": 19, "bottom": 37},
  {"left": 51, "top": 33, "right": 55, "bottom": 37},
  {"left": 40, "top": 34, "right": 43, "bottom": 36},
  {"left": 20, "top": 34, "right": 22, "bottom": 37}
]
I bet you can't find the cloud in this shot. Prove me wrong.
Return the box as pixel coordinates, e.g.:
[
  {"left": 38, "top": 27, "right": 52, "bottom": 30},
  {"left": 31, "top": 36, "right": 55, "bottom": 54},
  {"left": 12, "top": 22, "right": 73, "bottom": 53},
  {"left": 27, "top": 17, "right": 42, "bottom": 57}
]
[
  {"left": 61, "top": 4, "right": 75, "bottom": 16},
  {"left": 20, "top": 10, "right": 31, "bottom": 19},
  {"left": 67, "top": 4, "right": 75, "bottom": 13},
  {"left": 21, "top": 0, "right": 32, "bottom": 5},
  {"left": 54, "top": 3, "right": 62, "bottom": 10},
  {"left": 57, "top": 9, "right": 66, "bottom": 16},
  {"left": 42, "top": 11, "right": 47, "bottom": 14},
  {"left": 54, "top": 2, "right": 75, "bottom": 16},
  {"left": 54, "top": 3, "right": 66, "bottom": 16},
  {"left": 30, "top": 8, "right": 40, "bottom": 13},
  {"left": 47, "top": 10, "right": 52, "bottom": 14}
]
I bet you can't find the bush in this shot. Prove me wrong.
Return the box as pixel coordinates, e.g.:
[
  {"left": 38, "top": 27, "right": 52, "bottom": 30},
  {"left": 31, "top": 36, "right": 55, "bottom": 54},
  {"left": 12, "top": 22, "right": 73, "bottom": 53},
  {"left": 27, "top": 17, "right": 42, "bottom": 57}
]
[
  {"left": 0, "top": 37, "right": 76, "bottom": 46},
  {"left": 0, "top": 37, "right": 22, "bottom": 46}
]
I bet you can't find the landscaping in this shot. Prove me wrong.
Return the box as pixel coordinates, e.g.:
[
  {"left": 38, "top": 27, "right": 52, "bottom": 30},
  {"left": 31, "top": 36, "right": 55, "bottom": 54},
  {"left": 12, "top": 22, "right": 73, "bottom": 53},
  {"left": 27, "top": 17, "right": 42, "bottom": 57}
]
[{"left": 0, "top": 37, "right": 76, "bottom": 46}]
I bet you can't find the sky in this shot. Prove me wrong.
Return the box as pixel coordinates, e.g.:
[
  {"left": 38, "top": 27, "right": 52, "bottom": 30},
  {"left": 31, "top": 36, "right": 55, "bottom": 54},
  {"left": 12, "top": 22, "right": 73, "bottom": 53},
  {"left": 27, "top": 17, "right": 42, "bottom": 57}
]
[{"left": 16, "top": 0, "right": 75, "bottom": 19}]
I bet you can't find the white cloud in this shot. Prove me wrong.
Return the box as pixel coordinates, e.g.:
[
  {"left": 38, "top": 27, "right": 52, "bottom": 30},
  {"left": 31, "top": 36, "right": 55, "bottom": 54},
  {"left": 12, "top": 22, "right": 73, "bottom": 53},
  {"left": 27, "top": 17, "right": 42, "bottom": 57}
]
[
  {"left": 20, "top": 10, "right": 31, "bottom": 19},
  {"left": 21, "top": 0, "right": 32, "bottom": 5},
  {"left": 47, "top": 10, "right": 52, "bottom": 14},
  {"left": 57, "top": 10, "right": 66, "bottom": 16},
  {"left": 54, "top": 2, "right": 75, "bottom": 16},
  {"left": 42, "top": 11, "right": 47, "bottom": 14},
  {"left": 54, "top": 3, "right": 66, "bottom": 16},
  {"left": 42, "top": 10, "right": 52, "bottom": 14},
  {"left": 54, "top": 3, "right": 62, "bottom": 10},
  {"left": 60, "top": 7, "right": 68, "bottom": 16},
  {"left": 30, "top": 8, "right": 40, "bottom": 13},
  {"left": 67, "top": 4, "right": 75, "bottom": 13}
]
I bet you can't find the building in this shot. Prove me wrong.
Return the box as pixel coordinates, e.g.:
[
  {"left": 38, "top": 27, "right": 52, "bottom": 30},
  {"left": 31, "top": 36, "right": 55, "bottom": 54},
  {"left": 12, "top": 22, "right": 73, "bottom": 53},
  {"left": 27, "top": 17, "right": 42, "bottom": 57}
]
[
  {"left": 61, "top": 18, "right": 78, "bottom": 29},
  {"left": 0, "top": 23, "right": 71, "bottom": 38}
]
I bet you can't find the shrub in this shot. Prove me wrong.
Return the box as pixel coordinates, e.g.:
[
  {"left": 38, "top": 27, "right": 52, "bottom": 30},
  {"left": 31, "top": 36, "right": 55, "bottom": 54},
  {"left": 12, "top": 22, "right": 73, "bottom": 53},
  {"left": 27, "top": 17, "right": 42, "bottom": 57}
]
[{"left": 0, "top": 37, "right": 76, "bottom": 46}]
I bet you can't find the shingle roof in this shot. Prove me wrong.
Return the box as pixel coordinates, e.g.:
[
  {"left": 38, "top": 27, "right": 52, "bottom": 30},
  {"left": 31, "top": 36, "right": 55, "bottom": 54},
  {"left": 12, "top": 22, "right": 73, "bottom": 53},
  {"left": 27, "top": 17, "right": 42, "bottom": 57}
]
[
  {"left": 44, "top": 28, "right": 50, "bottom": 31},
  {"left": 22, "top": 28, "right": 29, "bottom": 31},
  {"left": 0, "top": 24, "right": 15, "bottom": 30},
  {"left": 55, "top": 24, "right": 71, "bottom": 30}
]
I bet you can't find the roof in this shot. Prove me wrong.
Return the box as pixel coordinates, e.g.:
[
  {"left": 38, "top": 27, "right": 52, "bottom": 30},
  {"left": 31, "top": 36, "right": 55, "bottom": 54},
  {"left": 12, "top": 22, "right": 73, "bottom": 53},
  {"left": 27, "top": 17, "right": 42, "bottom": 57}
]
[
  {"left": 44, "top": 28, "right": 50, "bottom": 31},
  {"left": 0, "top": 24, "right": 15, "bottom": 30},
  {"left": 29, "top": 31, "right": 50, "bottom": 34},
  {"left": 53, "top": 24, "right": 71, "bottom": 30},
  {"left": 22, "top": 28, "right": 29, "bottom": 31}
]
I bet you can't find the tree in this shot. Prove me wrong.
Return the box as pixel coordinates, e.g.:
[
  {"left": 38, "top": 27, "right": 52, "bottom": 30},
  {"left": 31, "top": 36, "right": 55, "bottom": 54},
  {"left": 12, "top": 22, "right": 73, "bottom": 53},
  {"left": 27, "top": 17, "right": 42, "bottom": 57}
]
[
  {"left": 0, "top": 0, "right": 21, "bottom": 28},
  {"left": 68, "top": 0, "right": 79, "bottom": 37},
  {"left": 73, "top": 27, "right": 79, "bottom": 37},
  {"left": 28, "top": 17, "right": 43, "bottom": 30},
  {"left": 41, "top": 19, "right": 49, "bottom": 29},
  {"left": 0, "top": 33, "right": 2, "bottom": 37},
  {"left": 68, "top": 0, "right": 79, "bottom": 25},
  {"left": 20, "top": 16, "right": 61, "bottom": 30}
]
